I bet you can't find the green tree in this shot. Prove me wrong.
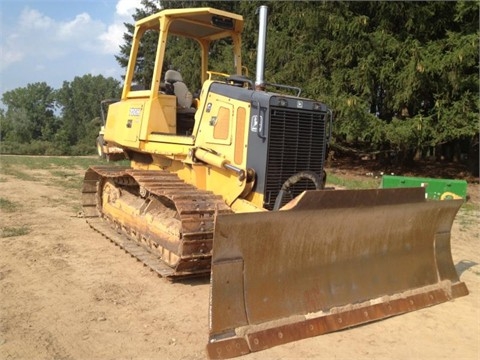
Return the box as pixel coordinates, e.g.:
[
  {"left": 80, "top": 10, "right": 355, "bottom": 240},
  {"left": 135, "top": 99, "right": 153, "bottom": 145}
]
[
  {"left": 0, "top": 109, "right": 6, "bottom": 141},
  {"left": 323, "top": 2, "right": 477, "bottom": 163},
  {"left": 1, "top": 82, "right": 58, "bottom": 143},
  {"left": 55, "top": 74, "right": 121, "bottom": 154},
  {"left": 115, "top": 0, "right": 161, "bottom": 89}
]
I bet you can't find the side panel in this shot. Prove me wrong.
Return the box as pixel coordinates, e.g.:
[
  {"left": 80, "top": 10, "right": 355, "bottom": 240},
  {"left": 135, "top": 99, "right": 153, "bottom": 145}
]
[
  {"left": 190, "top": 84, "right": 253, "bottom": 204},
  {"left": 195, "top": 89, "right": 251, "bottom": 164},
  {"left": 104, "top": 99, "right": 147, "bottom": 147},
  {"left": 142, "top": 95, "right": 177, "bottom": 138},
  {"left": 104, "top": 94, "right": 179, "bottom": 151}
]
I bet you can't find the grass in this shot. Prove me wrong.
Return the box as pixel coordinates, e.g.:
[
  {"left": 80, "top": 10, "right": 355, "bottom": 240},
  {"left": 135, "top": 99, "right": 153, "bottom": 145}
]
[
  {"left": 0, "top": 197, "right": 19, "bottom": 213},
  {"left": 0, "top": 166, "right": 37, "bottom": 181},
  {"left": 457, "top": 201, "right": 479, "bottom": 231},
  {"left": 0, "top": 155, "right": 130, "bottom": 189},
  {"left": 0, "top": 156, "right": 130, "bottom": 213},
  {"left": 0, "top": 155, "right": 109, "bottom": 171},
  {"left": 462, "top": 201, "right": 479, "bottom": 212},
  {"left": 326, "top": 172, "right": 381, "bottom": 189},
  {"left": 50, "top": 169, "right": 87, "bottom": 190},
  {"left": 1, "top": 226, "right": 31, "bottom": 238}
]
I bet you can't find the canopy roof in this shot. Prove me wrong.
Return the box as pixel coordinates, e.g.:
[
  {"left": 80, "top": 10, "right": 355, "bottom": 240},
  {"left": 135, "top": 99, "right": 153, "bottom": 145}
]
[{"left": 136, "top": 7, "right": 244, "bottom": 41}]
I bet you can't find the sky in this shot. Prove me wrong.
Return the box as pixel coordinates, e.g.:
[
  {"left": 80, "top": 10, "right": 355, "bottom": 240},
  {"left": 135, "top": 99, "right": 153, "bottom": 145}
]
[{"left": 0, "top": 0, "right": 144, "bottom": 103}]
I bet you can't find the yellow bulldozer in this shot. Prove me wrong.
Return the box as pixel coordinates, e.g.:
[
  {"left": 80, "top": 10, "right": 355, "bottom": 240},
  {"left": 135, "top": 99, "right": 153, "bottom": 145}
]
[{"left": 82, "top": 6, "right": 468, "bottom": 359}]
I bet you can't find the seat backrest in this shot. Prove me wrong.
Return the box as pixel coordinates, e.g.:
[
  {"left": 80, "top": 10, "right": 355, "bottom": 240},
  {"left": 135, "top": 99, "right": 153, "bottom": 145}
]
[
  {"left": 165, "top": 70, "right": 193, "bottom": 109},
  {"left": 173, "top": 82, "right": 193, "bottom": 109}
]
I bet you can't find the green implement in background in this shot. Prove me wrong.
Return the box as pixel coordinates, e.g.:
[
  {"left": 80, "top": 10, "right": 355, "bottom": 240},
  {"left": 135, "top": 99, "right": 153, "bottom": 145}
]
[{"left": 381, "top": 175, "right": 467, "bottom": 200}]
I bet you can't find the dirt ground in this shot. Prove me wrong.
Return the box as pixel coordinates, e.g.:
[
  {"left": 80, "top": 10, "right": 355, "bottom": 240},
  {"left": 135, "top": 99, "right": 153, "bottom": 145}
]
[{"left": 0, "top": 162, "right": 479, "bottom": 360}]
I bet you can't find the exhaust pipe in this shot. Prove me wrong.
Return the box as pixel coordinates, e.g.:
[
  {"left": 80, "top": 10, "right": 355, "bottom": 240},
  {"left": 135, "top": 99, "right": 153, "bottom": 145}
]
[{"left": 255, "top": 5, "right": 268, "bottom": 91}]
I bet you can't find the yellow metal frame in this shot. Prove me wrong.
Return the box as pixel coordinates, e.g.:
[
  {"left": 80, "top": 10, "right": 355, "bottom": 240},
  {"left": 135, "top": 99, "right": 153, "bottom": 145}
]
[
  {"left": 104, "top": 8, "right": 263, "bottom": 211},
  {"left": 122, "top": 8, "right": 243, "bottom": 99}
]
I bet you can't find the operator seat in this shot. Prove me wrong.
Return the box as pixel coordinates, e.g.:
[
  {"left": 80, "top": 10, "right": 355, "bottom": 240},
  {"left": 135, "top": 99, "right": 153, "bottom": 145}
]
[
  {"left": 164, "top": 70, "right": 196, "bottom": 135},
  {"left": 165, "top": 70, "right": 193, "bottom": 109}
]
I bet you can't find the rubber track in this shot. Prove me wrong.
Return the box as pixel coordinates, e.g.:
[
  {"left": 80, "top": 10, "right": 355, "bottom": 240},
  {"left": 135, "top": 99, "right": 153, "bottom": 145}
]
[{"left": 82, "top": 166, "right": 231, "bottom": 280}]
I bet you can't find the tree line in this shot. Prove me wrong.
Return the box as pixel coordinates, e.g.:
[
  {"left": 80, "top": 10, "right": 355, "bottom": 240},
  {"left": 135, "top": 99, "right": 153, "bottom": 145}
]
[
  {"left": 0, "top": 75, "right": 121, "bottom": 155},
  {"left": 1, "top": 1, "right": 478, "bottom": 174}
]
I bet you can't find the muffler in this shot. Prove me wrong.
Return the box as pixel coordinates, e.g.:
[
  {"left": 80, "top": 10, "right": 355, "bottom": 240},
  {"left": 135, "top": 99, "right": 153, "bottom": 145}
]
[{"left": 254, "top": 5, "right": 268, "bottom": 90}]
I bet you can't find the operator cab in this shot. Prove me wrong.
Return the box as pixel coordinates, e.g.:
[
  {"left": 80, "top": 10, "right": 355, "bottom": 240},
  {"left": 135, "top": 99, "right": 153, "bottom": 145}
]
[{"left": 118, "top": 8, "right": 244, "bottom": 138}]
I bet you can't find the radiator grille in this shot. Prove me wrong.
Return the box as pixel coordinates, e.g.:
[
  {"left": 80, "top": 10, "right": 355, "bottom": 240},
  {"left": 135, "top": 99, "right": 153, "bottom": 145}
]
[{"left": 264, "top": 107, "right": 327, "bottom": 210}]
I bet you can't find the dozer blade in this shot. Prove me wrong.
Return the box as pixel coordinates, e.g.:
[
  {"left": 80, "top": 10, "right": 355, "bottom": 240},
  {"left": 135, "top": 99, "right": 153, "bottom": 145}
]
[{"left": 206, "top": 188, "right": 468, "bottom": 359}]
